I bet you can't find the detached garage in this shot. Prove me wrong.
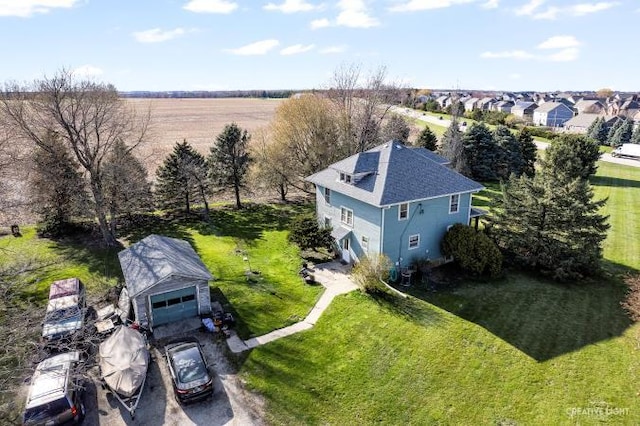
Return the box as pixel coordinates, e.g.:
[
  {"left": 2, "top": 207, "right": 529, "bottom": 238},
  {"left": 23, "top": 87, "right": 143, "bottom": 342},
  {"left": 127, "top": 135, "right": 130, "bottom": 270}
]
[{"left": 118, "top": 234, "right": 213, "bottom": 331}]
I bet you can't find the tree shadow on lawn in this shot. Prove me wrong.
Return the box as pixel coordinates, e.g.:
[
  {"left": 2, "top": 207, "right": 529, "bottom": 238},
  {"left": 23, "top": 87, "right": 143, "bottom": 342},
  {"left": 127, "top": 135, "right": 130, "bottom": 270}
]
[
  {"left": 590, "top": 175, "right": 640, "bottom": 189},
  {"left": 408, "top": 269, "right": 633, "bottom": 362}
]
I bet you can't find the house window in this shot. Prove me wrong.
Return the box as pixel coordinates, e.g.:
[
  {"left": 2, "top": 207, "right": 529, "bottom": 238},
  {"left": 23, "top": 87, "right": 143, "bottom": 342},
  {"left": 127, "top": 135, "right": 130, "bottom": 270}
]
[
  {"left": 340, "top": 207, "right": 353, "bottom": 226},
  {"left": 324, "top": 216, "right": 332, "bottom": 229},
  {"left": 324, "top": 187, "right": 331, "bottom": 204},
  {"left": 398, "top": 203, "right": 408, "bottom": 220},
  {"left": 339, "top": 172, "right": 352, "bottom": 183},
  {"left": 449, "top": 194, "right": 460, "bottom": 214},
  {"left": 361, "top": 236, "right": 369, "bottom": 252},
  {"left": 408, "top": 234, "right": 420, "bottom": 250},
  {"left": 339, "top": 172, "right": 345, "bottom": 182}
]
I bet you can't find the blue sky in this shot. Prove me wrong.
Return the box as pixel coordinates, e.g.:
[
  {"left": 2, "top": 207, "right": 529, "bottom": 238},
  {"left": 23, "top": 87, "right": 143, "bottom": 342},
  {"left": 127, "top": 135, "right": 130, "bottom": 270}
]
[{"left": 0, "top": 0, "right": 636, "bottom": 92}]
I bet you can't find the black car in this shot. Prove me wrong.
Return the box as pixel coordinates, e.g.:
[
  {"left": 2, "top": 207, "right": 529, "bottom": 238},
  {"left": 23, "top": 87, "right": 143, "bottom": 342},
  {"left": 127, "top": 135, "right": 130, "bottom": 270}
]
[{"left": 164, "top": 339, "right": 214, "bottom": 403}]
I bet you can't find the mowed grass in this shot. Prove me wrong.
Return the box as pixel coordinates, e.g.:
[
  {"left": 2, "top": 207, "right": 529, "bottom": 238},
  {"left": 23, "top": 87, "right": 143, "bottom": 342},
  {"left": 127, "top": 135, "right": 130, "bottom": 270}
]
[
  {"left": 239, "top": 160, "right": 640, "bottom": 424},
  {"left": 120, "top": 203, "right": 322, "bottom": 338}
]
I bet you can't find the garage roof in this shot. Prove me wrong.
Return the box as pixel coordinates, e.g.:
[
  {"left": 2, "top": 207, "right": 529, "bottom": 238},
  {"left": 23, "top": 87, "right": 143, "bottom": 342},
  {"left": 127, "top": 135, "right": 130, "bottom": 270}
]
[{"left": 118, "top": 235, "right": 213, "bottom": 297}]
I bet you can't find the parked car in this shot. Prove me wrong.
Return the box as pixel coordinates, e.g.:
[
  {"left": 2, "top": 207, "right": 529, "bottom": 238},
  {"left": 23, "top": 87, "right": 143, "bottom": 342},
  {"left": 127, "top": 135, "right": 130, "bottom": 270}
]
[
  {"left": 22, "top": 351, "right": 85, "bottom": 425},
  {"left": 42, "top": 279, "right": 86, "bottom": 344},
  {"left": 164, "top": 338, "right": 214, "bottom": 403}
]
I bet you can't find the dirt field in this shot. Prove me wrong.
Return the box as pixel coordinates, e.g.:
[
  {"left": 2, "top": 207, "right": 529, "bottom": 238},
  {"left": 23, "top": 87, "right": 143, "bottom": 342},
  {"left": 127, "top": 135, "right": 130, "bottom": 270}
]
[{"left": 129, "top": 98, "right": 284, "bottom": 170}]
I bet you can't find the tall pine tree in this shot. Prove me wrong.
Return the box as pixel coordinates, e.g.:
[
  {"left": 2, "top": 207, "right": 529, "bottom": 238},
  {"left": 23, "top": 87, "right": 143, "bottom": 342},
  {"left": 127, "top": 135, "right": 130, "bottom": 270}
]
[
  {"left": 155, "top": 140, "right": 210, "bottom": 215},
  {"left": 103, "top": 139, "right": 154, "bottom": 233},
  {"left": 209, "top": 123, "right": 251, "bottom": 209},
  {"left": 489, "top": 133, "right": 609, "bottom": 281},
  {"left": 607, "top": 118, "right": 623, "bottom": 145},
  {"left": 415, "top": 126, "right": 438, "bottom": 151},
  {"left": 632, "top": 125, "right": 640, "bottom": 144},
  {"left": 542, "top": 134, "right": 600, "bottom": 180},
  {"left": 440, "top": 119, "right": 469, "bottom": 176},
  {"left": 517, "top": 127, "right": 537, "bottom": 177},
  {"left": 463, "top": 122, "right": 500, "bottom": 181},
  {"left": 609, "top": 118, "right": 633, "bottom": 147},
  {"left": 494, "top": 125, "right": 522, "bottom": 179},
  {"left": 586, "top": 116, "right": 608, "bottom": 145}
]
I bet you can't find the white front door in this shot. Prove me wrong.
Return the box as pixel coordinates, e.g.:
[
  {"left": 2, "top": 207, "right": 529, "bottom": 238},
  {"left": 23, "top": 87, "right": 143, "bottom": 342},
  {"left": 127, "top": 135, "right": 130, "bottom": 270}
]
[{"left": 341, "top": 237, "right": 351, "bottom": 263}]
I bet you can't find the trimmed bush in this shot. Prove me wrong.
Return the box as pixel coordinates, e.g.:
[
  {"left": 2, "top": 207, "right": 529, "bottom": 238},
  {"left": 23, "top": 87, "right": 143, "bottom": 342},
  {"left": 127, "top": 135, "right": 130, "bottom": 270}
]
[
  {"left": 288, "top": 214, "right": 332, "bottom": 251},
  {"left": 441, "top": 224, "right": 502, "bottom": 277}
]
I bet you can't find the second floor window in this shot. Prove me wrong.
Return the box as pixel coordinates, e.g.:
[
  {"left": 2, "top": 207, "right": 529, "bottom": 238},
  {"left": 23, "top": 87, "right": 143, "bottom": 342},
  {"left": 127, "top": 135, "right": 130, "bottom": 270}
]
[
  {"left": 341, "top": 207, "right": 353, "bottom": 226},
  {"left": 399, "top": 203, "right": 408, "bottom": 220},
  {"left": 324, "top": 187, "right": 331, "bottom": 204},
  {"left": 361, "top": 236, "right": 369, "bottom": 252},
  {"left": 449, "top": 194, "right": 460, "bottom": 214}
]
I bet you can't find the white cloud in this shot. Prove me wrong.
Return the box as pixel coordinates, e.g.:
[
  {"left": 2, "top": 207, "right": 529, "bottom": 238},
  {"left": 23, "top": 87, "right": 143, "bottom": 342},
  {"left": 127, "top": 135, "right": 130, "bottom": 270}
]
[
  {"left": 133, "top": 28, "right": 187, "bottom": 43},
  {"left": 225, "top": 39, "right": 280, "bottom": 55},
  {"left": 516, "top": 0, "right": 619, "bottom": 19},
  {"left": 482, "top": 0, "right": 499, "bottom": 9},
  {"left": 320, "top": 45, "right": 347, "bottom": 54},
  {"left": 537, "top": 35, "right": 580, "bottom": 49},
  {"left": 310, "top": 18, "right": 331, "bottom": 29},
  {"left": 0, "top": 0, "right": 79, "bottom": 17},
  {"left": 280, "top": 44, "right": 315, "bottom": 55},
  {"left": 311, "top": 1, "right": 379, "bottom": 29},
  {"left": 263, "top": 0, "right": 321, "bottom": 13},
  {"left": 547, "top": 47, "right": 579, "bottom": 61},
  {"left": 73, "top": 65, "right": 104, "bottom": 78},
  {"left": 183, "top": 0, "right": 238, "bottom": 14},
  {"left": 569, "top": 2, "right": 618, "bottom": 16},
  {"left": 336, "top": 0, "right": 379, "bottom": 27},
  {"left": 389, "top": 0, "right": 476, "bottom": 12},
  {"left": 480, "top": 50, "right": 535, "bottom": 59},
  {"left": 515, "top": 0, "right": 545, "bottom": 16}
]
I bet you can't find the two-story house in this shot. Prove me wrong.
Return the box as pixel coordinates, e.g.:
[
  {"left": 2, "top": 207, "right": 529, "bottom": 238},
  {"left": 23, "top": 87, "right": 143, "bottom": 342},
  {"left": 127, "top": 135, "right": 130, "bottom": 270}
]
[{"left": 306, "top": 142, "right": 485, "bottom": 268}]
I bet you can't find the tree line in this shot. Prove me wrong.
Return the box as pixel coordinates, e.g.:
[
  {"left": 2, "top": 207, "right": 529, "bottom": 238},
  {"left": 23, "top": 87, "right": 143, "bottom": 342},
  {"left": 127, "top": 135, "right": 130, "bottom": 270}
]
[{"left": 587, "top": 116, "right": 640, "bottom": 146}]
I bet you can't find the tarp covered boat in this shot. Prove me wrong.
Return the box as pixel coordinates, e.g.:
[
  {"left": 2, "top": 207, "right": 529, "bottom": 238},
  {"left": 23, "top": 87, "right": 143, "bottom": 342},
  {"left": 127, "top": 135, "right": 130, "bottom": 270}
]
[{"left": 98, "top": 325, "right": 149, "bottom": 418}]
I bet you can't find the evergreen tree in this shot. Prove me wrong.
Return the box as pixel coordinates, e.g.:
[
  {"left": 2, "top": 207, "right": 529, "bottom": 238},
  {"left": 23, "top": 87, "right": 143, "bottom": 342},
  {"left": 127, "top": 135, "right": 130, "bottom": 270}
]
[
  {"left": 463, "top": 122, "right": 500, "bottom": 181},
  {"left": 586, "top": 116, "right": 608, "bottom": 145},
  {"left": 29, "top": 131, "right": 88, "bottom": 236},
  {"left": 103, "top": 139, "right": 154, "bottom": 233},
  {"left": 494, "top": 125, "right": 522, "bottom": 178},
  {"left": 415, "top": 126, "right": 438, "bottom": 151},
  {"left": 607, "top": 118, "right": 623, "bottom": 145},
  {"left": 209, "top": 123, "right": 251, "bottom": 209},
  {"left": 609, "top": 118, "right": 633, "bottom": 147},
  {"left": 517, "top": 127, "right": 537, "bottom": 177},
  {"left": 489, "top": 172, "right": 609, "bottom": 281},
  {"left": 156, "top": 140, "right": 210, "bottom": 215},
  {"left": 542, "top": 134, "right": 600, "bottom": 181},
  {"left": 440, "top": 119, "right": 469, "bottom": 176},
  {"left": 632, "top": 125, "right": 640, "bottom": 144}
]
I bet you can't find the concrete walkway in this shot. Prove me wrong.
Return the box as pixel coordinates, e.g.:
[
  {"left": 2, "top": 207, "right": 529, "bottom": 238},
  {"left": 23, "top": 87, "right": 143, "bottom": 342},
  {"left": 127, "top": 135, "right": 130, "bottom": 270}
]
[{"left": 226, "top": 261, "right": 358, "bottom": 353}]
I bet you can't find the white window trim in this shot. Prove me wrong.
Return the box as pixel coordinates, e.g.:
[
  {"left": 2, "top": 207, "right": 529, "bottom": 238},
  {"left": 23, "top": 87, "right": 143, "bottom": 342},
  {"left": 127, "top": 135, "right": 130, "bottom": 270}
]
[
  {"left": 398, "top": 203, "right": 408, "bottom": 221},
  {"left": 340, "top": 206, "right": 354, "bottom": 227},
  {"left": 449, "top": 194, "right": 460, "bottom": 214},
  {"left": 408, "top": 234, "right": 420, "bottom": 250},
  {"left": 324, "top": 187, "right": 331, "bottom": 205},
  {"left": 324, "top": 216, "right": 332, "bottom": 228}
]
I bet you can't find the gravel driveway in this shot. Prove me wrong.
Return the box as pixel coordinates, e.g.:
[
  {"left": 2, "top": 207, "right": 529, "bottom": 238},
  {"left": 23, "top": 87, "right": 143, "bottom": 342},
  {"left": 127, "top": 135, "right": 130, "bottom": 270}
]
[{"left": 84, "top": 331, "right": 265, "bottom": 426}]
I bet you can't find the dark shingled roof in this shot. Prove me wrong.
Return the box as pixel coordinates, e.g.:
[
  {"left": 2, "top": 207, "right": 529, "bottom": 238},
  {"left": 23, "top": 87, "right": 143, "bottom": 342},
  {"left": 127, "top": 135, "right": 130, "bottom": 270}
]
[{"left": 306, "top": 142, "right": 483, "bottom": 207}]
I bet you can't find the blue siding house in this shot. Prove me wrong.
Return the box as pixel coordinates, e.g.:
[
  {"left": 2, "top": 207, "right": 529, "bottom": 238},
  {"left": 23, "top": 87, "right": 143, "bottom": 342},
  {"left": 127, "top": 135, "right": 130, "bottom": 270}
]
[{"left": 306, "top": 142, "right": 485, "bottom": 268}]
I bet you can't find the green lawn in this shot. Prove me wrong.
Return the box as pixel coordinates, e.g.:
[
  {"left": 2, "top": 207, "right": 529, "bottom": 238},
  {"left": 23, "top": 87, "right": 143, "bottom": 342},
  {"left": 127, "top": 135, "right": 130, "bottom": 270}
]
[{"left": 239, "top": 160, "right": 640, "bottom": 424}]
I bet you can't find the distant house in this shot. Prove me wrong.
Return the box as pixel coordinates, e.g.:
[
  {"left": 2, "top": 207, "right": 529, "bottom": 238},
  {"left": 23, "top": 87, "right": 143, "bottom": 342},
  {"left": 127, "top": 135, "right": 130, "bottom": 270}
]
[
  {"left": 435, "top": 95, "right": 449, "bottom": 109},
  {"left": 118, "top": 235, "right": 213, "bottom": 331},
  {"left": 574, "top": 100, "right": 605, "bottom": 115},
  {"left": 464, "top": 98, "right": 480, "bottom": 112},
  {"left": 477, "top": 97, "right": 495, "bottom": 111},
  {"left": 511, "top": 101, "right": 538, "bottom": 122},
  {"left": 493, "top": 100, "right": 514, "bottom": 113},
  {"left": 533, "top": 102, "right": 574, "bottom": 127},
  {"left": 306, "top": 142, "right": 485, "bottom": 267},
  {"left": 563, "top": 114, "right": 619, "bottom": 134}
]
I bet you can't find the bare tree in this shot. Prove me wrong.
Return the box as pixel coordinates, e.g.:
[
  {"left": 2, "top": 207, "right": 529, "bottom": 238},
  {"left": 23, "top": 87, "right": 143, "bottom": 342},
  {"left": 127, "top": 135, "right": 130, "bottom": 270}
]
[
  {"left": 0, "top": 70, "right": 151, "bottom": 246},
  {"left": 248, "top": 128, "right": 293, "bottom": 201},
  {"left": 326, "top": 64, "right": 402, "bottom": 155}
]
